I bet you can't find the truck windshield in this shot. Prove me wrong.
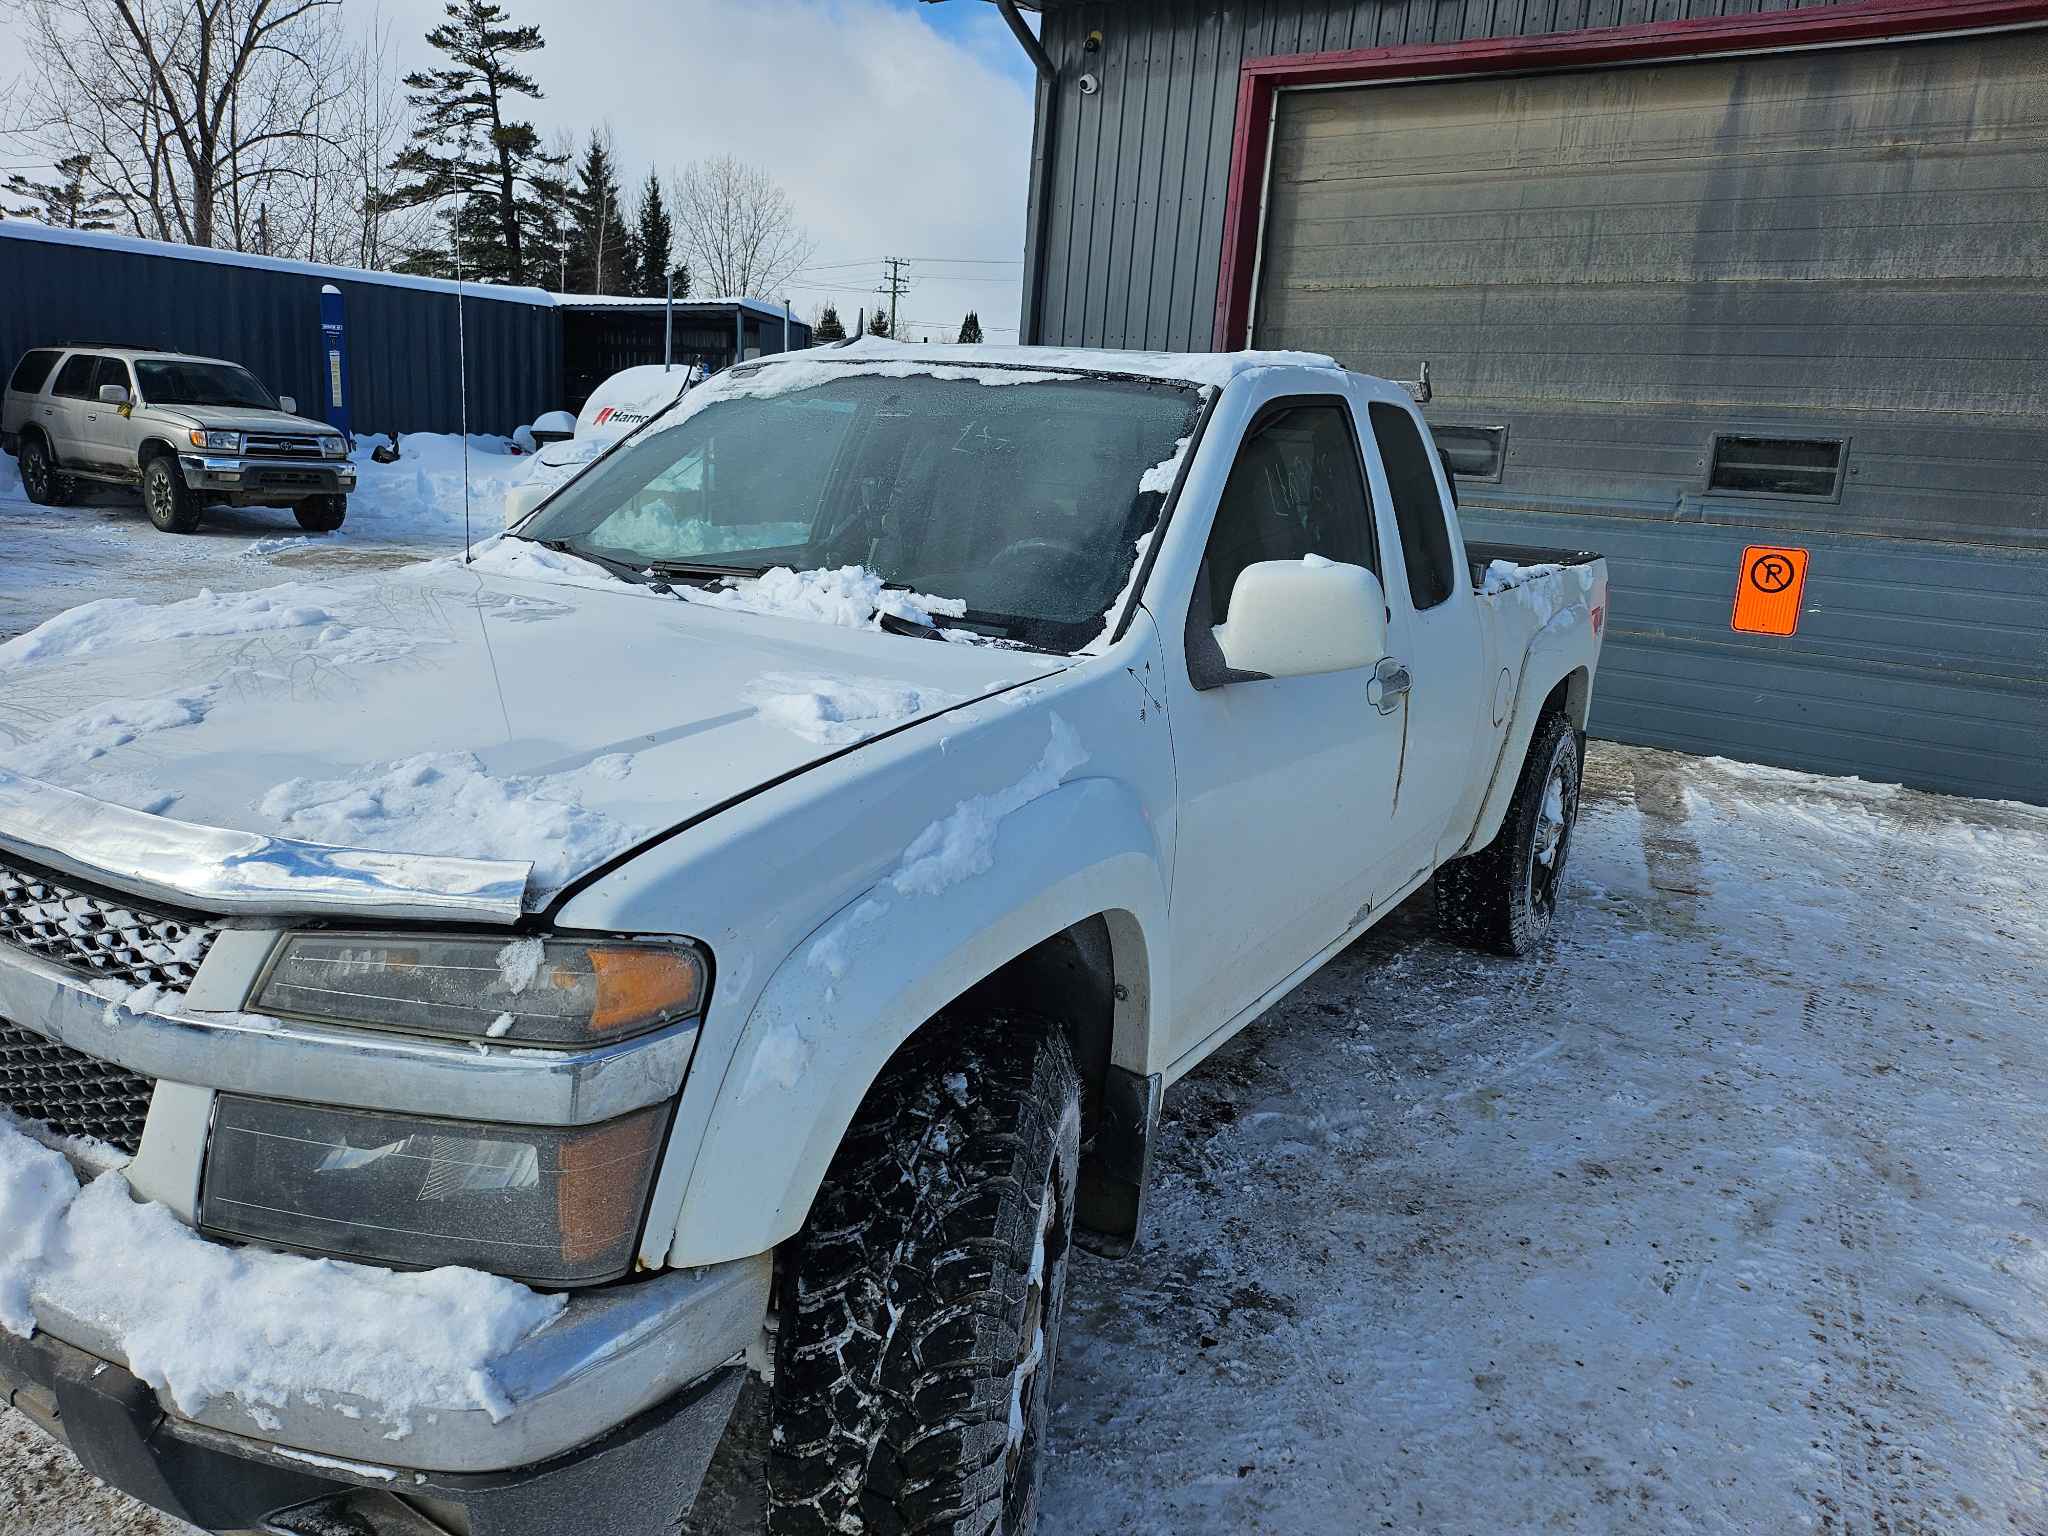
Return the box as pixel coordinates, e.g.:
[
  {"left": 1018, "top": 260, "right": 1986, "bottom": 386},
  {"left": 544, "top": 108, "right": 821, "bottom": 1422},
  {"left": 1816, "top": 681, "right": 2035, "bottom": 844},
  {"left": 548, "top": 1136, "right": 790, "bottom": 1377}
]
[
  {"left": 516, "top": 368, "right": 1204, "bottom": 651},
  {"left": 135, "top": 360, "right": 277, "bottom": 410}
]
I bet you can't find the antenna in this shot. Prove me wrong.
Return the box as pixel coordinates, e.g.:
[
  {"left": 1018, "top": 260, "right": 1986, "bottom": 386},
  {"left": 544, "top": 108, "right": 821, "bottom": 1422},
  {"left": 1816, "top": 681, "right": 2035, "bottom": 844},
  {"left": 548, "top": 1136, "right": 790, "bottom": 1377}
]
[{"left": 456, "top": 227, "right": 472, "bottom": 563}]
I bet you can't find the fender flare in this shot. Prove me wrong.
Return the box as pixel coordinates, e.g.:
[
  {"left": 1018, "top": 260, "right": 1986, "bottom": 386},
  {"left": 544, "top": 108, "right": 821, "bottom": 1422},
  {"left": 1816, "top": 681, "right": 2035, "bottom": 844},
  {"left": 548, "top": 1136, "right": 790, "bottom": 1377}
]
[
  {"left": 1459, "top": 604, "right": 1599, "bottom": 857},
  {"left": 661, "top": 775, "right": 1169, "bottom": 1268}
]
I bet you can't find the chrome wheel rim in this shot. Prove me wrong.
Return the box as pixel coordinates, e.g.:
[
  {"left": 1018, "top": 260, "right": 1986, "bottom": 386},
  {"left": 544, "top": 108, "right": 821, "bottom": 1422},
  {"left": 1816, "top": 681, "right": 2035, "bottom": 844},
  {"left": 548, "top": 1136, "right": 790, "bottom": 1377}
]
[
  {"left": 22, "top": 447, "right": 47, "bottom": 497},
  {"left": 1525, "top": 739, "right": 1577, "bottom": 920},
  {"left": 147, "top": 468, "right": 173, "bottom": 523}
]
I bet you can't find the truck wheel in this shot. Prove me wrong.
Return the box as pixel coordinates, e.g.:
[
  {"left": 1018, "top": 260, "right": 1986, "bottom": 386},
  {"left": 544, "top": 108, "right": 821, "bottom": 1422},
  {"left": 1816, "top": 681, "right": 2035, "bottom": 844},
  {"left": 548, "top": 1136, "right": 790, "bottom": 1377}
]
[
  {"left": 768, "top": 1015, "right": 1082, "bottom": 1536},
  {"left": 143, "top": 456, "right": 201, "bottom": 533},
  {"left": 294, "top": 494, "right": 347, "bottom": 533},
  {"left": 1435, "top": 709, "right": 1583, "bottom": 957},
  {"left": 19, "top": 435, "right": 74, "bottom": 507}
]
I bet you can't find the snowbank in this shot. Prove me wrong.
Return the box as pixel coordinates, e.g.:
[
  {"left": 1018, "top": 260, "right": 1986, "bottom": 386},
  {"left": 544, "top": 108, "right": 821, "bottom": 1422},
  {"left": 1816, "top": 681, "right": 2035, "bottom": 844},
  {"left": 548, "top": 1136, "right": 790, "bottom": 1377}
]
[
  {"left": 339, "top": 433, "right": 547, "bottom": 547},
  {"left": 0, "top": 1114, "right": 562, "bottom": 1436},
  {"left": 257, "top": 750, "right": 650, "bottom": 898}
]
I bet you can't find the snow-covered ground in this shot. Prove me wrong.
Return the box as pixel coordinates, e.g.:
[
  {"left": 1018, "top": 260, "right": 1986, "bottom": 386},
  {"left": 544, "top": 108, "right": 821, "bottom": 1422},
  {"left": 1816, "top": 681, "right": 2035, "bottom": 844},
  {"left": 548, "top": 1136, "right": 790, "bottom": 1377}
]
[
  {"left": 0, "top": 433, "right": 539, "bottom": 646},
  {"left": 2, "top": 442, "right": 2046, "bottom": 1533}
]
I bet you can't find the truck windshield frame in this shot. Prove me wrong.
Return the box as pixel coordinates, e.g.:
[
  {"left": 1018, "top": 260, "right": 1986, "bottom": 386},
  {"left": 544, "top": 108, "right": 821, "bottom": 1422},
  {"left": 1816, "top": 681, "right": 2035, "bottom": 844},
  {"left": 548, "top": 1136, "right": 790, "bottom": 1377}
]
[{"left": 517, "top": 369, "right": 1205, "bottom": 652}]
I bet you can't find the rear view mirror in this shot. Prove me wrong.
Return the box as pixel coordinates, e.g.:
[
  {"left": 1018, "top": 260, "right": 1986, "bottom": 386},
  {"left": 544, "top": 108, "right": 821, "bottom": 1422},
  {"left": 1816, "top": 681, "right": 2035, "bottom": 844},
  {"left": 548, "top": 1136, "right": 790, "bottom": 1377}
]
[
  {"left": 1212, "top": 558, "right": 1387, "bottom": 680},
  {"left": 278, "top": 394, "right": 298, "bottom": 415},
  {"left": 97, "top": 383, "right": 129, "bottom": 406}
]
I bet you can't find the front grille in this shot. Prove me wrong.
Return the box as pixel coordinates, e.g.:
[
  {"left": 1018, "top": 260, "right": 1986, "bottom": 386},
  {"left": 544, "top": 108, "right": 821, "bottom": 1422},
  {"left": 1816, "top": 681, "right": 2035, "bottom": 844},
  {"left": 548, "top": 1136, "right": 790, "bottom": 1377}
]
[
  {"left": 0, "top": 1023, "right": 155, "bottom": 1154},
  {"left": 0, "top": 857, "right": 219, "bottom": 992},
  {"left": 244, "top": 432, "right": 324, "bottom": 460}
]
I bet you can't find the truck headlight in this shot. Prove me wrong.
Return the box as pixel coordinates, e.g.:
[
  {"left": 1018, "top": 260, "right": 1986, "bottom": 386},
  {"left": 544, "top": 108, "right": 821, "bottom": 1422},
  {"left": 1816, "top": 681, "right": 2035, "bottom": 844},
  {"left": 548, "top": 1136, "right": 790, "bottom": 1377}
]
[
  {"left": 252, "top": 934, "right": 707, "bottom": 1047},
  {"left": 200, "top": 1096, "right": 668, "bottom": 1285},
  {"left": 188, "top": 429, "right": 243, "bottom": 451},
  {"left": 321, "top": 435, "right": 347, "bottom": 458}
]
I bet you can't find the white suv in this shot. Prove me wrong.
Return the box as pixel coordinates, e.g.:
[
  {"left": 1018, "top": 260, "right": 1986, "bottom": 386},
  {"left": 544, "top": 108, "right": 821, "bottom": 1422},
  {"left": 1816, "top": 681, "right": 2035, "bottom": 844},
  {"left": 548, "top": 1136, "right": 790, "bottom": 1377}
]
[{"left": 1, "top": 345, "right": 355, "bottom": 533}]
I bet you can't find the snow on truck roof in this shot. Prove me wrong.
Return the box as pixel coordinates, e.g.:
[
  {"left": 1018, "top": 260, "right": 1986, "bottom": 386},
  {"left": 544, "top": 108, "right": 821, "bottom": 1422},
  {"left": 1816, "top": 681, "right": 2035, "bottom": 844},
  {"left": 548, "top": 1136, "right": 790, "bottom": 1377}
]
[{"left": 760, "top": 337, "right": 1345, "bottom": 389}]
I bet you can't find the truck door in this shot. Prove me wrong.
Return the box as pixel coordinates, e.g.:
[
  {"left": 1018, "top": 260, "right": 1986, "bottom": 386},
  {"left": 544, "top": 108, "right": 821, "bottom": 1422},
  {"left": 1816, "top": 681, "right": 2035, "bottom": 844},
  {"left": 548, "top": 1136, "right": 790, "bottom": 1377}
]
[
  {"left": 1356, "top": 391, "right": 1489, "bottom": 900},
  {"left": 1160, "top": 390, "right": 1407, "bottom": 1065},
  {"left": 79, "top": 357, "right": 140, "bottom": 472},
  {"left": 42, "top": 353, "right": 100, "bottom": 466}
]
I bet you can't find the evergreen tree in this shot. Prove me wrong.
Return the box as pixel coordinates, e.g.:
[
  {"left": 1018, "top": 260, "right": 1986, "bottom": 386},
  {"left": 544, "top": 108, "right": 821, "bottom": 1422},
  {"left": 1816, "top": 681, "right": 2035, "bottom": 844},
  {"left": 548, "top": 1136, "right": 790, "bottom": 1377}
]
[
  {"left": 671, "top": 260, "right": 692, "bottom": 300},
  {"left": 814, "top": 304, "right": 847, "bottom": 343},
  {"left": 565, "top": 135, "right": 637, "bottom": 295},
  {"left": 634, "top": 170, "right": 674, "bottom": 298},
  {"left": 384, "top": 0, "right": 567, "bottom": 286},
  {"left": 3, "top": 155, "right": 118, "bottom": 230},
  {"left": 867, "top": 306, "right": 891, "bottom": 338},
  {"left": 957, "top": 310, "right": 984, "bottom": 345}
]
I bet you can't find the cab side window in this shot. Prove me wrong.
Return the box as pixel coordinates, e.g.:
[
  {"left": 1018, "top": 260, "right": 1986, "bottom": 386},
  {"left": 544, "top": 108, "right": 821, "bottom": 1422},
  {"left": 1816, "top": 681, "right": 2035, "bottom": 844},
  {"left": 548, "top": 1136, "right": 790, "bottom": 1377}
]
[
  {"left": 51, "top": 354, "right": 100, "bottom": 399},
  {"left": 1368, "top": 400, "right": 1458, "bottom": 611},
  {"left": 1200, "top": 399, "right": 1378, "bottom": 627}
]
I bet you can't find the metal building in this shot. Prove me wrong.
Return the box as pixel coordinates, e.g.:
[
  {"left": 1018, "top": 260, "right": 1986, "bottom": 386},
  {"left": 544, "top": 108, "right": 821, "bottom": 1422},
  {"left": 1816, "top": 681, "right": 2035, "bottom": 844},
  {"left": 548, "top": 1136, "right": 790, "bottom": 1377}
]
[
  {"left": 0, "top": 221, "right": 560, "bottom": 437},
  {"left": 554, "top": 296, "right": 813, "bottom": 410},
  {"left": 989, "top": 0, "right": 2048, "bottom": 803}
]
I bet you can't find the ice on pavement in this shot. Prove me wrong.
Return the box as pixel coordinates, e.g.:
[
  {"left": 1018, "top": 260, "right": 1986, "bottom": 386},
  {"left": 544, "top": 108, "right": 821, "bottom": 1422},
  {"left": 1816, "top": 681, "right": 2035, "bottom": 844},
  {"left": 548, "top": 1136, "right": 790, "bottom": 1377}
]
[
  {"left": 258, "top": 751, "right": 650, "bottom": 899},
  {"left": 0, "top": 1113, "right": 562, "bottom": 1436}
]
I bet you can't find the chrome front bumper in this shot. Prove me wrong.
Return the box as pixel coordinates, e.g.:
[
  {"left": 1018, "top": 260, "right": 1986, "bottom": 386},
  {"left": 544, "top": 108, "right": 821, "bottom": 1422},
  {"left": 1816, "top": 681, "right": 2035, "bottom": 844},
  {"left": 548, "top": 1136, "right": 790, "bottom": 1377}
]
[{"left": 179, "top": 452, "right": 356, "bottom": 498}]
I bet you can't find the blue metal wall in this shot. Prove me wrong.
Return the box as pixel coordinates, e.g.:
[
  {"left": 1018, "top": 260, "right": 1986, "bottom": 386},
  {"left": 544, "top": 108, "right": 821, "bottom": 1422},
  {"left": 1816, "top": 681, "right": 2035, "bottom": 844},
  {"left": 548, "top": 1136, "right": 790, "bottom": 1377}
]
[{"left": 0, "top": 224, "right": 560, "bottom": 437}]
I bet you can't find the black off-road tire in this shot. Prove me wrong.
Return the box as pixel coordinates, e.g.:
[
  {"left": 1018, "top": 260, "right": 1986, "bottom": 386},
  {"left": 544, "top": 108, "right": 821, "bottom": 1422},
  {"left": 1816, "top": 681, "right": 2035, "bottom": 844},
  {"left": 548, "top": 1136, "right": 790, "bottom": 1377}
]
[
  {"left": 18, "top": 434, "right": 74, "bottom": 507},
  {"left": 768, "top": 1014, "right": 1083, "bottom": 1536},
  {"left": 1435, "top": 709, "right": 1584, "bottom": 957},
  {"left": 294, "top": 494, "right": 347, "bottom": 533},
  {"left": 143, "top": 455, "right": 201, "bottom": 533}
]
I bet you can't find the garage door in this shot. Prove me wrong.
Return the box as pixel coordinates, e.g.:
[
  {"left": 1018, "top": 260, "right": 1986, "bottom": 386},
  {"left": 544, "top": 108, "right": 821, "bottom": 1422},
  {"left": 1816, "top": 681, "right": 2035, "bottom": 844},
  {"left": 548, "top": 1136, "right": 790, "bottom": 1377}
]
[{"left": 1251, "top": 33, "right": 2048, "bottom": 803}]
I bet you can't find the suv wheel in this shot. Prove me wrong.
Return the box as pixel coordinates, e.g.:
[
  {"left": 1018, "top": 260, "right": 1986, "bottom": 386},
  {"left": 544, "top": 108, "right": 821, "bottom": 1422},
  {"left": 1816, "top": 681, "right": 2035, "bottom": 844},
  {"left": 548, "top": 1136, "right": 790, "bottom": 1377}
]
[
  {"left": 19, "top": 435, "right": 75, "bottom": 507},
  {"left": 143, "top": 456, "right": 201, "bottom": 533},
  {"left": 294, "top": 494, "right": 347, "bottom": 533},
  {"left": 768, "top": 1013, "right": 1083, "bottom": 1536},
  {"left": 1434, "top": 709, "right": 1584, "bottom": 956}
]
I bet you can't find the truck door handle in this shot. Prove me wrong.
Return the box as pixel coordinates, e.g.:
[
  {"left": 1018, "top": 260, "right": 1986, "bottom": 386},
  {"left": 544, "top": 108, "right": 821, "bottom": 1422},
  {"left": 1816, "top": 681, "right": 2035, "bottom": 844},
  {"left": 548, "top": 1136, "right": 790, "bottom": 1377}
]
[{"left": 1369, "top": 658, "right": 1412, "bottom": 715}]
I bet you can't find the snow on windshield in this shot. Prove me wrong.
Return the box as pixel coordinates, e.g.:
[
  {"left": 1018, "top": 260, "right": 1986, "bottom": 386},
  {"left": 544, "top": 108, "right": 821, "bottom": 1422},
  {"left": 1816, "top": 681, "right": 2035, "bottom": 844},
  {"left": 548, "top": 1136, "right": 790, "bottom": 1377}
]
[{"left": 0, "top": 1112, "right": 563, "bottom": 1438}]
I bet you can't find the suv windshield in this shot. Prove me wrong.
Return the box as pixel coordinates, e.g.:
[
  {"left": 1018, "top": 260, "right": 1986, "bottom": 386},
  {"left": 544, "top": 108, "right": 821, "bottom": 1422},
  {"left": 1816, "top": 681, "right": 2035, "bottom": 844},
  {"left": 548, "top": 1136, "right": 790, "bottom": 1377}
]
[
  {"left": 517, "top": 367, "right": 1203, "bottom": 651},
  {"left": 135, "top": 359, "right": 277, "bottom": 410}
]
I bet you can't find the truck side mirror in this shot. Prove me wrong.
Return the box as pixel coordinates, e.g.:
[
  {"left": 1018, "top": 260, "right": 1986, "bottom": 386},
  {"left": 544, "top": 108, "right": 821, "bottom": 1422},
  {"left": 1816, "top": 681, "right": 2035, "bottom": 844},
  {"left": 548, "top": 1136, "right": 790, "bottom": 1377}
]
[
  {"left": 278, "top": 394, "right": 298, "bottom": 415},
  {"left": 503, "top": 481, "right": 550, "bottom": 526},
  {"left": 97, "top": 383, "right": 129, "bottom": 406},
  {"left": 1212, "top": 558, "right": 1387, "bottom": 680}
]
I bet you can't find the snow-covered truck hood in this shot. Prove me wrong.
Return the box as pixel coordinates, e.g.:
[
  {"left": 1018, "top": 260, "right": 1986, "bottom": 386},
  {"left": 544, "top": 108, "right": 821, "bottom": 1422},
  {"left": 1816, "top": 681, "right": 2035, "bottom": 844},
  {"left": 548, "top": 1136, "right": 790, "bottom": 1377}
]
[{"left": 0, "top": 550, "right": 1059, "bottom": 912}]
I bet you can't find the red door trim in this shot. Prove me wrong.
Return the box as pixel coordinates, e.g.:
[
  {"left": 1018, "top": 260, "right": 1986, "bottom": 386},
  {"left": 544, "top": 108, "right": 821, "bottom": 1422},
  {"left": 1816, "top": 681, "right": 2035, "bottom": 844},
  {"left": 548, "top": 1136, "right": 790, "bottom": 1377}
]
[{"left": 1211, "top": 0, "right": 2048, "bottom": 349}]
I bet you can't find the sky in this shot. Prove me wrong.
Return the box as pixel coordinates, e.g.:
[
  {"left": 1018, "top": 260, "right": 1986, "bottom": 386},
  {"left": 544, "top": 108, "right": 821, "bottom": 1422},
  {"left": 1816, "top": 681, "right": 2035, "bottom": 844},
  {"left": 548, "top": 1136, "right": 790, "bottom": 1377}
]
[{"left": 0, "top": 0, "right": 1039, "bottom": 343}]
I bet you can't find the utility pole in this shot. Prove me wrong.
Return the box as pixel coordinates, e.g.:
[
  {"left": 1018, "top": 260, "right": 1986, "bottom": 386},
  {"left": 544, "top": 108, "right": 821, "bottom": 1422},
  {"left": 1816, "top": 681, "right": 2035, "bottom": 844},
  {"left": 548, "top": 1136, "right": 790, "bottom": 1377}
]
[{"left": 877, "top": 258, "right": 910, "bottom": 340}]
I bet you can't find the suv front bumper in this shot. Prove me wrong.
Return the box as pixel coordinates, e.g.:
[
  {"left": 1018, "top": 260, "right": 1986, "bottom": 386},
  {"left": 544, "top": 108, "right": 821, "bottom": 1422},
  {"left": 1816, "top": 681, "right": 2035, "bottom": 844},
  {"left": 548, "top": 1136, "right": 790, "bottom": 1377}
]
[{"left": 180, "top": 452, "right": 356, "bottom": 504}]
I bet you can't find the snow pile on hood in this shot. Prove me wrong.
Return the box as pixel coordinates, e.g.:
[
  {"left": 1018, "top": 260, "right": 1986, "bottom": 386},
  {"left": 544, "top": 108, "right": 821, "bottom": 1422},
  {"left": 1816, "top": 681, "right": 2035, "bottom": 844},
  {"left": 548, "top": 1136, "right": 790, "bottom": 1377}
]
[
  {"left": 1, "top": 690, "right": 213, "bottom": 786},
  {"left": 681, "top": 565, "right": 967, "bottom": 631},
  {"left": 258, "top": 751, "right": 646, "bottom": 899},
  {"left": 747, "top": 672, "right": 954, "bottom": 747},
  {"left": 0, "top": 1114, "right": 563, "bottom": 1436},
  {"left": 0, "top": 586, "right": 340, "bottom": 672}
]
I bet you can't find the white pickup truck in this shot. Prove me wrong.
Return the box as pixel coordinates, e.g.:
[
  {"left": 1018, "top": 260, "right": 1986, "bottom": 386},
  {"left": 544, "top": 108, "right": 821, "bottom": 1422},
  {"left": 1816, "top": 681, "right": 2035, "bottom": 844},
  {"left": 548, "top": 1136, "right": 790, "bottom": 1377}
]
[{"left": 0, "top": 341, "right": 1606, "bottom": 1536}]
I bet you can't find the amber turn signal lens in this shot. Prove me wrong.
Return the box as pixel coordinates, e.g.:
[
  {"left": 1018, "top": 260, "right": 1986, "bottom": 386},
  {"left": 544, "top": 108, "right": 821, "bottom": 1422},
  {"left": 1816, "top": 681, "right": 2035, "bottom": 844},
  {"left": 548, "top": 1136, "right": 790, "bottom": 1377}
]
[{"left": 589, "top": 946, "right": 708, "bottom": 1036}]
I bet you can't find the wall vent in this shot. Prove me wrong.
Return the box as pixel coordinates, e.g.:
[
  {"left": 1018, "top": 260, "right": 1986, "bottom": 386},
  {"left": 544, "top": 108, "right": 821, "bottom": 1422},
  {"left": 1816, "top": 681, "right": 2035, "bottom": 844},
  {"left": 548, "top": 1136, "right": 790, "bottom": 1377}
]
[{"left": 1707, "top": 434, "right": 1847, "bottom": 500}]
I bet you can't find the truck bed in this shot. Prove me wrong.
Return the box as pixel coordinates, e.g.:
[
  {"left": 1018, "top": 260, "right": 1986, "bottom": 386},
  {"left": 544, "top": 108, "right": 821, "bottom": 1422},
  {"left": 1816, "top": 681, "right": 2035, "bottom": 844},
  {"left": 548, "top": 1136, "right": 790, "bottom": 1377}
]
[{"left": 1464, "top": 541, "right": 1602, "bottom": 592}]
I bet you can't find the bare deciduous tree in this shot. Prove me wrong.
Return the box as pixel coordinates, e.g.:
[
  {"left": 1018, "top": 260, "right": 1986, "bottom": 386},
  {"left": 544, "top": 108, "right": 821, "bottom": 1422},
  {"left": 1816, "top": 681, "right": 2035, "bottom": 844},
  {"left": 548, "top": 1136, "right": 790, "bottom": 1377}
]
[
  {"left": 668, "top": 155, "right": 814, "bottom": 300},
  {"left": 7, "top": 0, "right": 350, "bottom": 251}
]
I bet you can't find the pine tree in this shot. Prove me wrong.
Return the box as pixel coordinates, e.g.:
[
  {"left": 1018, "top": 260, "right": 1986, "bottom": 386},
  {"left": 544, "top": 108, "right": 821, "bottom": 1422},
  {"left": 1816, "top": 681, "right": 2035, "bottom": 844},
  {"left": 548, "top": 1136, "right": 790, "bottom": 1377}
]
[
  {"left": 671, "top": 260, "right": 692, "bottom": 300},
  {"left": 957, "top": 310, "right": 984, "bottom": 345},
  {"left": 814, "top": 304, "right": 847, "bottom": 343},
  {"left": 634, "top": 170, "right": 674, "bottom": 298},
  {"left": 3, "top": 155, "right": 118, "bottom": 230},
  {"left": 565, "top": 135, "right": 637, "bottom": 295},
  {"left": 384, "top": 0, "right": 567, "bottom": 286},
  {"left": 867, "top": 307, "right": 891, "bottom": 338}
]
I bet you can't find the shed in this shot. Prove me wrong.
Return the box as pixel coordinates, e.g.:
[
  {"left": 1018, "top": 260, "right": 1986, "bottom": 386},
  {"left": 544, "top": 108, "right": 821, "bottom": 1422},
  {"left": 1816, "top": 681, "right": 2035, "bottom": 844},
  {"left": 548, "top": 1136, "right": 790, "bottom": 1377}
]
[
  {"left": 977, "top": 0, "right": 2048, "bottom": 803},
  {"left": 551, "top": 296, "right": 812, "bottom": 411}
]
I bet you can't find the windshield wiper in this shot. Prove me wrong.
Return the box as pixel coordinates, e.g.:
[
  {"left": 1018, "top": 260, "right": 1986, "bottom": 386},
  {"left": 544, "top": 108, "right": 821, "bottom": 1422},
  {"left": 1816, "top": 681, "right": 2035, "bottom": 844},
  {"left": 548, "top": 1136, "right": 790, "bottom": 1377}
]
[
  {"left": 645, "top": 559, "right": 771, "bottom": 583},
  {"left": 526, "top": 537, "right": 674, "bottom": 591}
]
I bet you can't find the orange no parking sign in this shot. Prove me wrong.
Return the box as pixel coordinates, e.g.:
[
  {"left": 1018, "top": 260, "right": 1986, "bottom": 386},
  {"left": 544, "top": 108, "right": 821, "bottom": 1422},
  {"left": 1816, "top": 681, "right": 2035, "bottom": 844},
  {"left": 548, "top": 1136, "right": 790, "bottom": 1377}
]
[{"left": 1731, "top": 546, "right": 1809, "bottom": 636}]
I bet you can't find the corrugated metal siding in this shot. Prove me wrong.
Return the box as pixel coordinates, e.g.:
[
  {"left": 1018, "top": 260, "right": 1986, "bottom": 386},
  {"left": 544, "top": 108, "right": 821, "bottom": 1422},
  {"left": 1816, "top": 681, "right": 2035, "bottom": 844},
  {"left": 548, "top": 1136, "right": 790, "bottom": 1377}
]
[{"left": 0, "top": 227, "right": 560, "bottom": 436}]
